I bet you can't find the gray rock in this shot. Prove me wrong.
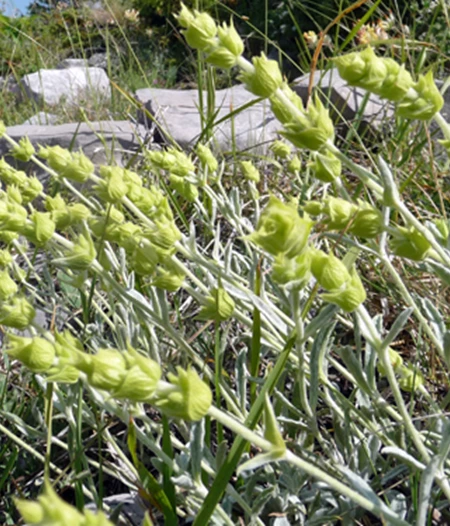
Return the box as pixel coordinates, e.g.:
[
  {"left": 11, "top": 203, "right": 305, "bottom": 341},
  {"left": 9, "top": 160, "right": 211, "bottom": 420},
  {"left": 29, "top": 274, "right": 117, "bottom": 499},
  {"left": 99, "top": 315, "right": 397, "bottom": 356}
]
[
  {"left": 23, "top": 112, "right": 59, "bottom": 125},
  {"left": 20, "top": 67, "right": 111, "bottom": 107},
  {"left": 136, "top": 84, "right": 280, "bottom": 154},
  {"left": 86, "top": 493, "right": 146, "bottom": 525},
  {"left": 292, "top": 68, "right": 394, "bottom": 131},
  {"left": 0, "top": 121, "right": 148, "bottom": 176},
  {"left": 88, "top": 52, "right": 116, "bottom": 70},
  {"left": 57, "top": 58, "right": 88, "bottom": 69}
]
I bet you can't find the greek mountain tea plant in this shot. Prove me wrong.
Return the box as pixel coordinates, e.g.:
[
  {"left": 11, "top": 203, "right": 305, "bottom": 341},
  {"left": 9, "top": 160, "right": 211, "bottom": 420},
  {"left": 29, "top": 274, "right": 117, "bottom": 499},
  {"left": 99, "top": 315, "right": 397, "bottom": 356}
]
[{"left": 2, "top": 4, "right": 450, "bottom": 524}]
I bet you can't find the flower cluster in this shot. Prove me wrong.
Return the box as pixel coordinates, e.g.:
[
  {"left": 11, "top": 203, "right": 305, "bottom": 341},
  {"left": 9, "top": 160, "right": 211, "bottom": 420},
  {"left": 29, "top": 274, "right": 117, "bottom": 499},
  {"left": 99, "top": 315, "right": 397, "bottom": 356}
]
[
  {"left": 334, "top": 47, "right": 443, "bottom": 119},
  {"left": 6, "top": 331, "right": 212, "bottom": 421}
]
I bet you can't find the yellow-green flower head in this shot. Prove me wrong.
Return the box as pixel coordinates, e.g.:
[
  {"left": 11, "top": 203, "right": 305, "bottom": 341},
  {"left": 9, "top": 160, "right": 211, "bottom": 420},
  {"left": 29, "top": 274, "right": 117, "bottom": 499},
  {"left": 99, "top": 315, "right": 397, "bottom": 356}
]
[
  {"left": 272, "top": 250, "right": 311, "bottom": 288},
  {"left": 322, "top": 196, "right": 358, "bottom": 230},
  {"left": 0, "top": 198, "right": 27, "bottom": 232},
  {"left": 398, "top": 363, "right": 424, "bottom": 393},
  {"left": 170, "top": 174, "right": 199, "bottom": 202},
  {"left": 270, "top": 84, "right": 305, "bottom": 125},
  {"left": 0, "top": 158, "right": 26, "bottom": 186},
  {"left": 151, "top": 264, "right": 185, "bottom": 292},
  {"left": 396, "top": 70, "right": 444, "bottom": 120},
  {"left": 15, "top": 480, "right": 86, "bottom": 526},
  {"left": 54, "top": 231, "right": 97, "bottom": 271},
  {"left": 0, "top": 249, "right": 13, "bottom": 268},
  {"left": 61, "top": 151, "right": 94, "bottom": 183},
  {"left": 6, "top": 335, "right": 55, "bottom": 373},
  {"left": 0, "top": 296, "right": 35, "bottom": 329},
  {"left": 348, "top": 202, "right": 383, "bottom": 239},
  {"left": 112, "top": 347, "right": 162, "bottom": 402},
  {"left": 38, "top": 145, "right": 72, "bottom": 172},
  {"left": 131, "top": 242, "right": 159, "bottom": 275},
  {"left": 21, "top": 176, "right": 43, "bottom": 204},
  {"left": 144, "top": 219, "right": 181, "bottom": 251},
  {"left": 248, "top": 196, "right": 313, "bottom": 258},
  {"left": 21, "top": 211, "right": 55, "bottom": 246},
  {"left": 218, "top": 18, "right": 244, "bottom": 57},
  {"left": 148, "top": 148, "right": 195, "bottom": 177},
  {"left": 156, "top": 366, "right": 212, "bottom": 421},
  {"left": 0, "top": 269, "right": 18, "bottom": 300},
  {"left": 12, "top": 136, "right": 35, "bottom": 162},
  {"left": 310, "top": 250, "right": 351, "bottom": 290},
  {"left": 198, "top": 287, "right": 235, "bottom": 322},
  {"left": 287, "top": 154, "right": 301, "bottom": 174},
  {"left": 310, "top": 150, "right": 341, "bottom": 182},
  {"left": 179, "top": 6, "right": 217, "bottom": 51},
  {"left": 378, "top": 348, "right": 403, "bottom": 376},
  {"left": 83, "top": 348, "right": 127, "bottom": 391},
  {"left": 240, "top": 160, "right": 260, "bottom": 183},
  {"left": 302, "top": 200, "right": 324, "bottom": 216},
  {"left": 0, "top": 230, "right": 18, "bottom": 243},
  {"left": 196, "top": 144, "right": 219, "bottom": 173},
  {"left": 321, "top": 266, "right": 366, "bottom": 312},
  {"left": 96, "top": 166, "right": 128, "bottom": 203},
  {"left": 390, "top": 226, "right": 431, "bottom": 261},
  {"left": 378, "top": 59, "right": 414, "bottom": 102},
  {"left": 281, "top": 96, "right": 335, "bottom": 151},
  {"left": 206, "top": 46, "right": 239, "bottom": 69},
  {"left": 270, "top": 140, "right": 292, "bottom": 159},
  {"left": 240, "top": 53, "right": 283, "bottom": 98}
]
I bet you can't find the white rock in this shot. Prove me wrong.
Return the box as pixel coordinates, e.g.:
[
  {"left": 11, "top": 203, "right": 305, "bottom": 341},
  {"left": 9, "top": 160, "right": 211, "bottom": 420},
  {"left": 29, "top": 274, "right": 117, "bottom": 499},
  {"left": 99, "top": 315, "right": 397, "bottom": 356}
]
[{"left": 20, "top": 67, "right": 111, "bottom": 107}]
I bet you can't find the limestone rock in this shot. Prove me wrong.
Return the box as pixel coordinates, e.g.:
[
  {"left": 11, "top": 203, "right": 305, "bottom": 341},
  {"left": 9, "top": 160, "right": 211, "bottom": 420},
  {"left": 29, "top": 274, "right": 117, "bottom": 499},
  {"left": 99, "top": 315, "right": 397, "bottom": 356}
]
[
  {"left": 136, "top": 84, "right": 280, "bottom": 154},
  {"left": 23, "top": 112, "right": 59, "bottom": 125},
  {"left": 0, "top": 121, "right": 148, "bottom": 177},
  {"left": 20, "top": 67, "right": 111, "bottom": 107}
]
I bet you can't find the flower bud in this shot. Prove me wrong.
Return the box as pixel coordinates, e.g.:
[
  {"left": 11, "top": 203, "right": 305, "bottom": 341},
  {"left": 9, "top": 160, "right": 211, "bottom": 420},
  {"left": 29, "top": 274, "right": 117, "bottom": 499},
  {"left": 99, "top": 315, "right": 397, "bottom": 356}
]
[
  {"left": 39, "top": 145, "right": 72, "bottom": 172},
  {"left": 131, "top": 242, "right": 159, "bottom": 275},
  {"left": 170, "top": 174, "right": 199, "bottom": 202},
  {"left": 272, "top": 250, "right": 311, "bottom": 288},
  {"left": 398, "top": 363, "right": 424, "bottom": 393},
  {"left": 270, "top": 84, "right": 305, "bottom": 124},
  {"left": 22, "top": 212, "right": 55, "bottom": 246},
  {"left": 270, "top": 140, "right": 292, "bottom": 159},
  {"left": 0, "top": 199, "right": 27, "bottom": 232},
  {"left": 281, "top": 96, "right": 335, "bottom": 151},
  {"left": 240, "top": 161, "right": 260, "bottom": 183},
  {"left": 6, "top": 335, "right": 55, "bottom": 372},
  {"left": 176, "top": 2, "right": 195, "bottom": 28},
  {"left": 96, "top": 166, "right": 128, "bottom": 203},
  {"left": 0, "top": 269, "right": 18, "bottom": 300},
  {"left": 206, "top": 47, "right": 238, "bottom": 68},
  {"left": 390, "top": 226, "right": 431, "bottom": 261},
  {"left": 397, "top": 70, "right": 443, "bottom": 120},
  {"left": 112, "top": 347, "right": 162, "bottom": 402},
  {"left": 151, "top": 264, "right": 185, "bottom": 292},
  {"left": 378, "top": 59, "right": 414, "bottom": 102},
  {"left": 144, "top": 219, "right": 181, "bottom": 251},
  {"left": 0, "top": 230, "right": 18, "bottom": 243},
  {"left": 0, "top": 159, "right": 27, "bottom": 186},
  {"left": 240, "top": 53, "right": 283, "bottom": 98},
  {"left": 181, "top": 9, "right": 217, "bottom": 51},
  {"left": 321, "top": 267, "right": 366, "bottom": 312},
  {"left": 217, "top": 18, "right": 244, "bottom": 57},
  {"left": 248, "top": 196, "right": 313, "bottom": 258},
  {"left": 0, "top": 249, "right": 12, "bottom": 268},
  {"left": 323, "top": 197, "right": 358, "bottom": 230},
  {"left": 310, "top": 150, "right": 341, "bottom": 182},
  {"left": 196, "top": 144, "right": 218, "bottom": 173},
  {"left": 311, "top": 250, "right": 351, "bottom": 290},
  {"left": 348, "top": 202, "right": 383, "bottom": 238},
  {"left": 61, "top": 151, "right": 94, "bottom": 183},
  {"left": 156, "top": 366, "right": 212, "bottom": 421},
  {"left": 85, "top": 348, "right": 128, "bottom": 391},
  {"left": 377, "top": 348, "right": 403, "bottom": 376},
  {"left": 198, "top": 287, "right": 235, "bottom": 322},
  {"left": 0, "top": 296, "right": 35, "bottom": 329},
  {"left": 148, "top": 149, "right": 195, "bottom": 177},
  {"left": 21, "top": 176, "right": 43, "bottom": 204},
  {"left": 54, "top": 231, "right": 97, "bottom": 271},
  {"left": 302, "top": 200, "right": 324, "bottom": 216},
  {"left": 12, "top": 136, "right": 35, "bottom": 162},
  {"left": 287, "top": 154, "right": 301, "bottom": 173}
]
